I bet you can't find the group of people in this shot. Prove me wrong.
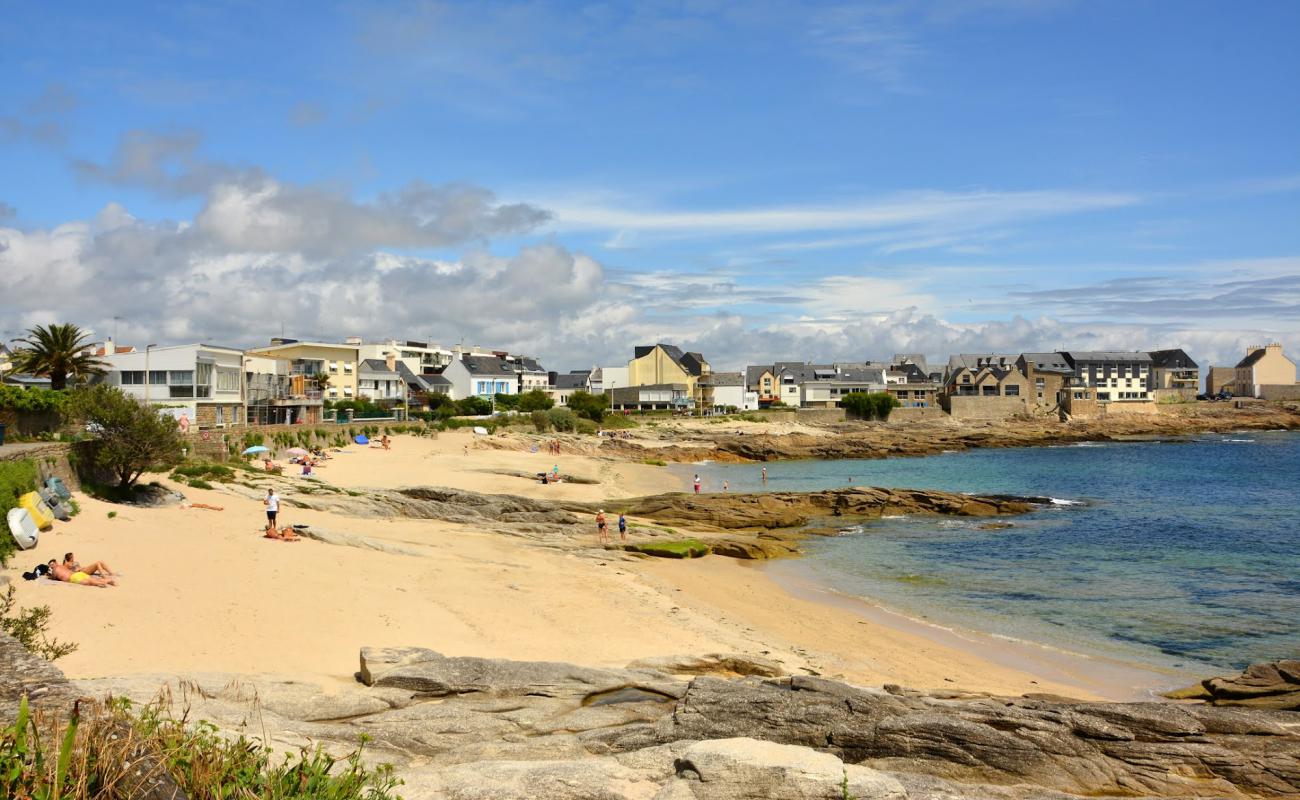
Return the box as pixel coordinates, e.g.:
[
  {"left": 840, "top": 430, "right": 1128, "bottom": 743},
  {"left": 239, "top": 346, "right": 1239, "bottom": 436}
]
[
  {"left": 40, "top": 552, "right": 117, "bottom": 588},
  {"left": 262, "top": 488, "right": 300, "bottom": 541},
  {"left": 594, "top": 510, "right": 627, "bottom": 544}
]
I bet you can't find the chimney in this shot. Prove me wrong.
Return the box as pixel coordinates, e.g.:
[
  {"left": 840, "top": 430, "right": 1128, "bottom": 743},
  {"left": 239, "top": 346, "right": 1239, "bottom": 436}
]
[
  {"left": 345, "top": 336, "right": 363, "bottom": 346},
  {"left": 385, "top": 352, "right": 396, "bottom": 371},
  {"left": 1246, "top": 345, "right": 1263, "bottom": 356},
  {"left": 1266, "top": 342, "right": 1282, "bottom": 352},
  {"left": 104, "top": 337, "right": 114, "bottom": 355}
]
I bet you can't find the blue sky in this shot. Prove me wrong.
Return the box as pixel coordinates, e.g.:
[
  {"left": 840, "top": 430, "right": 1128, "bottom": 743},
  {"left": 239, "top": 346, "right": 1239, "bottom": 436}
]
[{"left": 2, "top": 1, "right": 1298, "bottom": 370}]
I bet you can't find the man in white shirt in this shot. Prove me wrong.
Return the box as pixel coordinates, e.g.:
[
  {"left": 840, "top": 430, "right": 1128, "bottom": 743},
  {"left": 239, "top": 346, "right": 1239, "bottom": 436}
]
[{"left": 264, "top": 488, "right": 280, "bottom": 531}]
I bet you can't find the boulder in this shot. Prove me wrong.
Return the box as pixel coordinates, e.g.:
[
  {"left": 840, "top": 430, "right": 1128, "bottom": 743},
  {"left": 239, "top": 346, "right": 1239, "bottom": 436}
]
[
  {"left": 435, "top": 758, "right": 662, "bottom": 800},
  {"left": 1166, "top": 660, "right": 1300, "bottom": 710},
  {"left": 625, "top": 654, "right": 787, "bottom": 679},
  {"left": 668, "top": 737, "right": 906, "bottom": 800}
]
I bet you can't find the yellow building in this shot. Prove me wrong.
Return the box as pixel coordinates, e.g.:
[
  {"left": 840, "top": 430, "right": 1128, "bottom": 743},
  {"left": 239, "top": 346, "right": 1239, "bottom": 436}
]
[
  {"left": 1234, "top": 343, "right": 1296, "bottom": 398},
  {"left": 246, "top": 339, "right": 360, "bottom": 401},
  {"left": 627, "top": 344, "right": 710, "bottom": 410}
]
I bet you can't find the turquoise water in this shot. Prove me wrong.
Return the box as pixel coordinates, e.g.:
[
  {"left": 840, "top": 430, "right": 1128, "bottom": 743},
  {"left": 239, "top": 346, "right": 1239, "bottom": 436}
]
[{"left": 685, "top": 432, "right": 1300, "bottom": 672}]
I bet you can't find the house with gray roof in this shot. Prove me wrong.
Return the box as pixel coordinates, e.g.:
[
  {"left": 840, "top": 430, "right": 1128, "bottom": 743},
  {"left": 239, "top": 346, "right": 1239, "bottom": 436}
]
[
  {"left": 443, "top": 353, "right": 520, "bottom": 401},
  {"left": 359, "top": 358, "right": 406, "bottom": 405},
  {"left": 1061, "top": 351, "right": 1154, "bottom": 404},
  {"left": 1147, "top": 348, "right": 1200, "bottom": 400}
]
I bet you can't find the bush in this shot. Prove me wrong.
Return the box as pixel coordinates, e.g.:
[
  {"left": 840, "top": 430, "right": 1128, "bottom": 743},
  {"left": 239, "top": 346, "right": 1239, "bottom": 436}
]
[
  {"left": 547, "top": 407, "right": 577, "bottom": 432},
  {"left": 840, "top": 391, "right": 900, "bottom": 421},
  {"left": 599, "top": 413, "right": 637, "bottom": 429},
  {"left": 171, "top": 462, "right": 235, "bottom": 482},
  {"left": 517, "top": 389, "right": 554, "bottom": 412},
  {"left": 566, "top": 390, "right": 609, "bottom": 422},
  {"left": 69, "top": 385, "right": 183, "bottom": 488},
  {"left": 0, "top": 693, "right": 402, "bottom": 800},
  {"left": 1, "top": 586, "right": 78, "bottom": 661},
  {"left": 530, "top": 410, "right": 551, "bottom": 432},
  {"left": 0, "top": 459, "right": 40, "bottom": 565}
]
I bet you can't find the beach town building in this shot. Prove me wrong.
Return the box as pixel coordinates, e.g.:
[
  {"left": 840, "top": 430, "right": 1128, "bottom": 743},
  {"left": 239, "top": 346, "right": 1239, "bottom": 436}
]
[
  {"left": 358, "top": 356, "right": 407, "bottom": 407},
  {"left": 357, "top": 339, "right": 454, "bottom": 375},
  {"left": 99, "top": 343, "right": 246, "bottom": 429},
  {"left": 699, "top": 371, "right": 754, "bottom": 412},
  {"left": 745, "top": 366, "right": 777, "bottom": 406},
  {"left": 394, "top": 363, "right": 453, "bottom": 407},
  {"left": 547, "top": 370, "right": 592, "bottom": 406},
  {"left": 1233, "top": 343, "right": 1297, "bottom": 399},
  {"left": 513, "top": 356, "right": 550, "bottom": 393},
  {"left": 627, "top": 344, "right": 710, "bottom": 411},
  {"left": 1017, "top": 352, "right": 1074, "bottom": 408},
  {"left": 589, "top": 366, "right": 628, "bottom": 393},
  {"left": 608, "top": 383, "right": 691, "bottom": 412},
  {"left": 442, "top": 353, "right": 520, "bottom": 401},
  {"left": 246, "top": 339, "right": 360, "bottom": 402},
  {"left": 945, "top": 354, "right": 1018, "bottom": 381},
  {"left": 243, "top": 354, "right": 324, "bottom": 425},
  {"left": 1147, "top": 349, "right": 1200, "bottom": 401},
  {"left": 1060, "top": 351, "right": 1153, "bottom": 405},
  {"left": 885, "top": 362, "right": 938, "bottom": 408},
  {"left": 1205, "top": 366, "right": 1236, "bottom": 397}
]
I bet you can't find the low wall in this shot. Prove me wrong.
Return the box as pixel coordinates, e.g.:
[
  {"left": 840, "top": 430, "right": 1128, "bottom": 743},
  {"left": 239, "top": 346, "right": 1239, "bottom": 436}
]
[
  {"left": 0, "top": 442, "right": 80, "bottom": 491},
  {"left": 887, "top": 406, "right": 947, "bottom": 424},
  {"left": 0, "top": 409, "right": 62, "bottom": 438},
  {"left": 1259, "top": 384, "right": 1300, "bottom": 401},
  {"left": 944, "top": 396, "right": 1029, "bottom": 420},
  {"left": 795, "top": 408, "right": 846, "bottom": 423},
  {"left": 1103, "top": 401, "right": 1160, "bottom": 416}
]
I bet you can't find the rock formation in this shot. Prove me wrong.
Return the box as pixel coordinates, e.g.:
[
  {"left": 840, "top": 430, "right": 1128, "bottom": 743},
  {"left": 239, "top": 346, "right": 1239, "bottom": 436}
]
[
  {"left": 1167, "top": 660, "right": 1300, "bottom": 710},
  {"left": 63, "top": 648, "right": 1300, "bottom": 799}
]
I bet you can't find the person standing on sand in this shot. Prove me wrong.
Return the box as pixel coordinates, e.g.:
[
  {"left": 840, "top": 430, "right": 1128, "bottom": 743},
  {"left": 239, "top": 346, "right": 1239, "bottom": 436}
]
[
  {"left": 618, "top": 513, "right": 628, "bottom": 542},
  {"left": 264, "top": 488, "right": 279, "bottom": 532},
  {"left": 596, "top": 510, "right": 609, "bottom": 544},
  {"left": 693, "top": 473, "right": 701, "bottom": 494}
]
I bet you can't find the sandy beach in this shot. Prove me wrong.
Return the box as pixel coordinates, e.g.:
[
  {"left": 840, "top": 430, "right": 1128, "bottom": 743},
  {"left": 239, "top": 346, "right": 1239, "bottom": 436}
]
[{"left": 3, "top": 429, "right": 1143, "bottom": 700}]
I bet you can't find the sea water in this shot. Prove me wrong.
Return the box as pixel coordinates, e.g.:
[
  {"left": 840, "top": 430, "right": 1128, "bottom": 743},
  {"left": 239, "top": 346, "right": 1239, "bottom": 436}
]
[{"left": 684, "top": 431, "right": 1300, "bottom": 672}]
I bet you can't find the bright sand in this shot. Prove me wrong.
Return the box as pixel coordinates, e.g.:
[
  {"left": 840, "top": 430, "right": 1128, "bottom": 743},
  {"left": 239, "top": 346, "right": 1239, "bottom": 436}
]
[{"left": 3, "top": 431, "right": 1127, "bottom": 699}]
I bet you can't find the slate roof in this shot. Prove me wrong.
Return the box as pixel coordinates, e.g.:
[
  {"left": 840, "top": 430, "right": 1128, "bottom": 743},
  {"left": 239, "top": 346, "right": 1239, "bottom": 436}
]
[
  {"left": 1020, "top": 352, "right": 1074, "bottom": 374},
  {"left": 394, "top": 361, "right": 451, "bottom": 391},
  {"left": 704, "top": 371, "right": 744, "bottom": 387},
  {"left": 948, "top": 354, "right": 1017, "bottom": 371},
  {"left": 516, "top": 357, "right": 547, "bottom": 373},
  {"left": 890, "top": 363, "right": 929, "bottom": 382},
  {"left": 359, "top": 359, "right": 400, "bottom": 378},
  {"left": 1062, "top": 351, "right": 1153, "bottom": 364},
  {"left": 745, "top": 365, "right": 772, "bottom": 387},
  {"left": 1148, "top": 349, "right": 1199, "bottom": 370},
  {"left": 1234, "top": 349, "right": 1270, "bottom": 369},
  {"left": 461, "top": 354, "right": 517, "bottom": 377},
  {"left": 2, "top": 373, "right": 52, "bottom": 388},
  {"left": 554, "top": 372, "right": 590, "bottom": 390}
]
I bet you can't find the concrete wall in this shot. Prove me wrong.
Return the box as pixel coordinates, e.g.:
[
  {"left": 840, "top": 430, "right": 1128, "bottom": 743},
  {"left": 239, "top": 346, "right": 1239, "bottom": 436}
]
[
  {"left": 943, "top": 395, "right": 1029, "bottom": 420},
  {"left": 887, "top": 406, "right": 947, "bottom": 424},
  {"left": 795, "top": 407, "right": 846, "bottom": 423},
  {"left": 1259, "top": 383, "right": 1300, "bottom": 401},
  {"left": 1103, "top": 400, "right": 1160, "bottom": 416}
]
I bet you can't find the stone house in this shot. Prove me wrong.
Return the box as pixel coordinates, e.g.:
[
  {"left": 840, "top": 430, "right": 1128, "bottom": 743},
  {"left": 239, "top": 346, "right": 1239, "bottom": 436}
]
[
  {"left": 1147, "top": 349, "right": 1200, "bottom": 401},
  {"left": 1233, "top": 343, "right": 1296, "bottom": 398},
  {"left": 1017, "top": 352, "right": 1073, "bottom": 408}
]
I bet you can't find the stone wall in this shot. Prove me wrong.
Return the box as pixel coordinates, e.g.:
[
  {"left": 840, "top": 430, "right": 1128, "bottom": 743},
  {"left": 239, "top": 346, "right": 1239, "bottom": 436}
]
[
  {"left": 0, "top": 442, "right": 80, "bottom": 491},
  {"left": 942, "top": 395, "right": 1029, "bottom": 420},
  {"left": 794, "top": 407, "right": 846, "bottom": 423},
  {"left": 886, "top": 406, "right": 947, "bottom": 424},
  {"left": 1103, "top": 400, "right": 1161, "bottom": 416},
  {"left": 1259, "top": 383, "right": 1300, "bottom": 401}
]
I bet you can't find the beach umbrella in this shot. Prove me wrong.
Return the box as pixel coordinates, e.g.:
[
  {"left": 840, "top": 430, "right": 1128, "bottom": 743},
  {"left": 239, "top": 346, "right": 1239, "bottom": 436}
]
[
  {"left": 241, "top": 445, "right": 270, "bottom": 455},
  {"left": 286, "top": 447, "right": 309, "bottom": 456},
  {"left": 354, "top": 434, "right": 369, "bottom": 445}
]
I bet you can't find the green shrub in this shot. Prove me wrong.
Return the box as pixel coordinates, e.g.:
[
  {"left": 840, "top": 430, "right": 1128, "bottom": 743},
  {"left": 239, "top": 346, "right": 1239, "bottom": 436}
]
[
  {"left": 530, "top": 410, "right": 551, "bottom": 432},
  {"left": 547, "top": 407, "right": 577, "bottom": 432},
  {"left": 840, "top": 391, "right": 900, "bottom": 421},
  {"left": 516, "top": 389, "right": 554, "bottom": 412},
  {"left": 600, "top": 413, "right": 637, "bottom": 429},
  {"left": 1, "top": 586, "right": 78, "bottom": 661},
  {"left": 565, "top": 390, "right": 609, "bottom": 422},
  {"left": 643, "top": 458, "right": 667, "bottom": 467},
  {"left": 171, "top": 462, "right": 235, "bottom": 482},
  {"left": 186, "top": 479, "right": 214, "bottom": 490},
  {"left": 0, "top": 459, "right": 40, "bottom": 565}
]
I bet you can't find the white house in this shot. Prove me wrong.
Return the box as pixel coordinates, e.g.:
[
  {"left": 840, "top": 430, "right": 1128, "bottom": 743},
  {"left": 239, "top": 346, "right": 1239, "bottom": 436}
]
[
  {"left": 359, "top": 356, "right": 407, "bottom": 406},
  {"left": 100, "top": 344, "right": 245, "bottom": 429},
  {"left": 590, "top": 366, "right": 629, "bottom": 392},
  {"left": 703, "top": 372, "right": 754, "bottom": 412},
  {"left": 358, "top": 339, "right": 454, "bottom": 375},
  {"left": 442, "top": 354, "right": 519, "bottom": 400}
]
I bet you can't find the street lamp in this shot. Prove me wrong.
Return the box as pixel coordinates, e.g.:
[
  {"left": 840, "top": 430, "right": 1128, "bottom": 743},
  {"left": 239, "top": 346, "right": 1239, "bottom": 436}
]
[{"left": 144, "top": 344, "right": 157, "bottom": 403}]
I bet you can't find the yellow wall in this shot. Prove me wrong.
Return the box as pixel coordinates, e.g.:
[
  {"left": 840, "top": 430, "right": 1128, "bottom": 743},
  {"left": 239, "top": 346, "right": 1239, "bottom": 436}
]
[
  {"left": 628, "top": 348, "right": 696, "bottom": 395},
  {"left": 1238, "top": 346, "right": 1296, "bottom": 393},
  {"left": 247, "top": 343, "right": 359, "bottom": 399}
]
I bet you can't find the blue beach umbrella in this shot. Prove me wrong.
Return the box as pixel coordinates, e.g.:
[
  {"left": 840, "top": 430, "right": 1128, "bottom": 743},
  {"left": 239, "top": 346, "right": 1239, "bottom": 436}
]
[
  {"left": 241, "top": 445, "right": 270, "bottom": 455},
  {"left": 354, "top": 434, "right": 369, "bottom": 445}
]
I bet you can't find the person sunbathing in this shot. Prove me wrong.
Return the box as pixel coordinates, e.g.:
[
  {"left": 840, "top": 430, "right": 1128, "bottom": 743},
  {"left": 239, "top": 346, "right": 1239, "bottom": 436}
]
[
  {"left": 63, "top": 552, "right": 115, "bottom": 577},
  {"left": 263, "top": 459, "right": 283, "bottom": 474},
  {"left": 50, "top": 559, "right": 116, "bottom": 587},
  {"left": 264, "top": 523, "right": 301, "bottom": 541}
]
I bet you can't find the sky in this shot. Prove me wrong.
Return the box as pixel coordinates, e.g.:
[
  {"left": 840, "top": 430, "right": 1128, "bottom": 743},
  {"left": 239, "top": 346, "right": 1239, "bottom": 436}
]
[{"left": 2, "top": 0, "right": 1298, "bottom": 372}]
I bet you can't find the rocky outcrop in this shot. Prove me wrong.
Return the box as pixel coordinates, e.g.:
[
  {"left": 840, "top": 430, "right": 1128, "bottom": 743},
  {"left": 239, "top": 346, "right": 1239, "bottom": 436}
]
[
  {"left": 72, "top": 651, "right": 1300, "bottom": 799},
  {"left": 1167, "top": 661, "right": 1300, "bottom": 710}
]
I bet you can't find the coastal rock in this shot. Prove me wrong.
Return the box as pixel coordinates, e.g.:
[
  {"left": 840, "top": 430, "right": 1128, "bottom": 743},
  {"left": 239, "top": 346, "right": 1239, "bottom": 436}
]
[
  {"left": 358, "top": 646, "right": 682, "bottom": 700},
  {"left": 625, "top": 654, "right": 788, "bottom": 679},
  {"left": 436, "top": 758, "right": 663, "bottom": 800},
  {"left": 1167, "top": 660, "right": 1300, "bottom": 710},
  {"left": 667, "top": 737, "right": 907, "bottom": 800}
]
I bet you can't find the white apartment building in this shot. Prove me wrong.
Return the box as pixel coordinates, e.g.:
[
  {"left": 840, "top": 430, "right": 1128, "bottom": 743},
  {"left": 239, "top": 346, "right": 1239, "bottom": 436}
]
[
  {"left": 100, "top": 344, "right": 245, "bottom": 429},
  {"left": 1061, "top": 351, "right": 1153, "bottom": 402}
]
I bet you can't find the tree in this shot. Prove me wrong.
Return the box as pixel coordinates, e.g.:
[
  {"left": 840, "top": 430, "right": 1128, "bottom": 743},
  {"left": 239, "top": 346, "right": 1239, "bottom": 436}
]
[
  {"left": 313, "top": 372, "right": 331, "bottom": 391},
  {"left": 70, "top": 384, "right": 183, "bottom": 488},
  {"left": 9, "top": 323, "right": 105, "bottom": 390},
  {"left": 566, "top": 390, "right": 609, "bottom": 422},
  {"left": 493, "top": 393, "right": 520, "bottom": 411},
  {"left": 547, "top": 407, "right": 577, "bottom": 432},
  {"left": 517, "top": 389, "right": 554, "bottom": 412},
  {"left": 455, "top": 396, "right": 493, "bottom": 416},
  {"left": 840, "top": 391, "right": 900, "bottom": 421}
]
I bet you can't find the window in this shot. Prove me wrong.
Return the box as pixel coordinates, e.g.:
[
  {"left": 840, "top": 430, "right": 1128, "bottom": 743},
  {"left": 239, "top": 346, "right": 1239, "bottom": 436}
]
[
  {"left": 1097, "top": 392, "right": 1110, "bottom": 400},
  {"left": 329, "top": 361, "right": 338, "bottom": 372},
  {"left": 215, "top": 406, "right": 224, "bottom": 425},
  {"left": 168, "top": 370, "right": 193, "bottom": 385},
  {"left": 120, "top": 371, "right": 144, "bottom": 385},
  {"left": 150, "top": 370, "right": 167, "bottom": 385},
  {"left": 343, "top": 362, "right": 353, "bottom": 373},
  {"left": 215, "top": 368, "right": 240, "bottom": 392},
  {"left": 1005, "top": 385, "right": 1020, "bottom": 396},
  {"left": 981, "top": 385, "right": 997, "bottom": 396}
]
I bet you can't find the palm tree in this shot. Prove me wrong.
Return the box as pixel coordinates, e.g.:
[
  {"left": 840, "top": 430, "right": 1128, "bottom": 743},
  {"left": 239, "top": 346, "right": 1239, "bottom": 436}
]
[
  {"left": 10, "top": 323, "right": 106, "bottom": 390},
  {"left": 313, "top": 371, "right": 331, "bottom": 390}
]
